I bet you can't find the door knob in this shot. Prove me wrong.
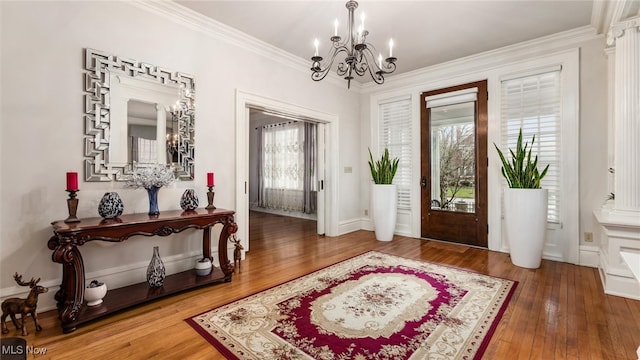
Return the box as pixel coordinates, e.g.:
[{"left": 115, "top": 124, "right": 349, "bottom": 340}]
[{"left": 420, "top": 176, "right": 427, "bottom": 188}]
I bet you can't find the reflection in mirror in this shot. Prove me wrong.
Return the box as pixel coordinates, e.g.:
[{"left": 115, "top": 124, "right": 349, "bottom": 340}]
[
  {"left": 127, "top": 100, "right": 176, "bottom": 165},
  {"left": 83, "top": 48, "right": 195, "bottom": 181},
  {"left": 430, "top": 101, "right": 476, "bottom": 213}
]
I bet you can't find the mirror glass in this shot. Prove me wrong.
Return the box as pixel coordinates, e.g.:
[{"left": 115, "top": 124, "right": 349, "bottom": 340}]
[
  {"left": 430, "top": 101, "right": 476, "bottom": 213},
  {"left": 126, "top": 99, "right": 180, "bottom": 166},
  {"left": 83, "top": 48, "right": 195, "bottom": 181}
]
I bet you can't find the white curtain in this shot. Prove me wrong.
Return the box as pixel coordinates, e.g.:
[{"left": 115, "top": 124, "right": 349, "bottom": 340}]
[
  {"left": 130, "top": 136, "right": 158, "bottom": 164},
  {"left": 258, "top": 121, "right": 316, "bottom": 213}
]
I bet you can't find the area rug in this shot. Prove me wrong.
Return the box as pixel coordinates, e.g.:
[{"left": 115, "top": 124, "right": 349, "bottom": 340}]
[{"left": 186, "top": 251, "right": 517, "bottom": 360}]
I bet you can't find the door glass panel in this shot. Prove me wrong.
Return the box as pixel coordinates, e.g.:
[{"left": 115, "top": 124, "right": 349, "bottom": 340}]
[{"left": 430, "top": 101, "right": 476, "bottom": 213}]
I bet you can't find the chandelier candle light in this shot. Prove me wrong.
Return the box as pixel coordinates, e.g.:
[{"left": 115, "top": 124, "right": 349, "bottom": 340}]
[{"left": 311, "top": 0, "right": 397, "bottom": 88}]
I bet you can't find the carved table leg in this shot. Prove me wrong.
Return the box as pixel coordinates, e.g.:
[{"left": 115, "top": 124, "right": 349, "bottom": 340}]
[
  {"left": 218, "top": 217, "right": 238, "bottom": 281},
  {"left": 49, "top": 240, "right": 85, "bottom": 333},
  {"left": 203, "top": 227, "right": 212, "bottom": 262}
]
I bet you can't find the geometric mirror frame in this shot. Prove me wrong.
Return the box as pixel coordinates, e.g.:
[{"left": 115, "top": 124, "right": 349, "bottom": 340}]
[{"left": 83, "top": 48, "right": 195, "bottom": 181}]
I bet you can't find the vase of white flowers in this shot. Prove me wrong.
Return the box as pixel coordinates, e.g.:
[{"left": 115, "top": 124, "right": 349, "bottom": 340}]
[{"left": 127, "top": 164, "right": 175, "bottom": 216}]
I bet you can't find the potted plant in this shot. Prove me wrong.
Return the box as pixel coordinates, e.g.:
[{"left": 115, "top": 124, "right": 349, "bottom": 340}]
[
  {"left": 495, "top": 128, "right": 549, "bottom": 268},
  {"left": 368, "top": 148, "right": 399, "bottom": 241}
]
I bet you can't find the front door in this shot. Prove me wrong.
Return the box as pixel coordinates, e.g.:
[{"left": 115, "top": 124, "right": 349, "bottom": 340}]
[{"left": 420, "top": 80, "right": 488, "bottom": 247}]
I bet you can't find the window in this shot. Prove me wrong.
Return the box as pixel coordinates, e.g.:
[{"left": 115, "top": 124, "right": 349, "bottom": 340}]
[
  {"left": 379, "top": 97, "right": 412, "bottom": 210},
  {"left": 262, "top": 122, "right": 304, "bottom": 191},
  {"left": 258, "top": 121, "right": 317, "bottom": 214},
  {"left": 500, "top": 68, "right": 561, "bottom": 223}
]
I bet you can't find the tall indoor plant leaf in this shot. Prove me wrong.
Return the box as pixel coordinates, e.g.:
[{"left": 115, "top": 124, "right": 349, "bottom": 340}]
[
  {"left": 494, "top": 128, "right": 549, "bottom": 188},
  {"left": 368, "top": 148, "right": 399, "bottom": 184}
]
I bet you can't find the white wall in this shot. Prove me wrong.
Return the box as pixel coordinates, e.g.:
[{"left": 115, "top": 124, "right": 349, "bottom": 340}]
[
  {"left": 0, "top": 1, "right": 609, "bottom": 312},
  {"left": 0, "top": 1, "right": 360, "bottom": 309},
  {"left": 359, "top": 29, "right": 608, "bottom": 264}
]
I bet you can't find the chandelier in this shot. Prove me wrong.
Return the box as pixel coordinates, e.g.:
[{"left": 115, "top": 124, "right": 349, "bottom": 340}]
[
  {"left": 166, "top": 112, "right": 179, "bottom": 158},
  {"left": 167, "top": 84, "right": 194, "bottom": 159},
  {"left": 310, "top": 0, "right": 397, "bottom": 89}
]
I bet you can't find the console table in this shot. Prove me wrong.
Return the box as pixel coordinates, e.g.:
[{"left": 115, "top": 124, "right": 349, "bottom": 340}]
[{"left": 48, "top": 208, "right": 237, "bottom": 333}]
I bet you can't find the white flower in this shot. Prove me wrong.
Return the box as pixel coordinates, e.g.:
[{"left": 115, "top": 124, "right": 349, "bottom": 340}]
[{"left": 127, "top": 164, "right": 175, "bottom": 190}]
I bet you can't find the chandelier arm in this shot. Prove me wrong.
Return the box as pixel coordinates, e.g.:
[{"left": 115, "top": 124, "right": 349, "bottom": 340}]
[
  {"left": 364, "top": 42, "right": 398, "bottom": 74},
  {"left": 311, "top": 47, "right": 348, "bottom": 81},
  {"left": 348, "top": 49, "right": 363, "bottom": 76},
  {"left": 360, "top": 47, "right": 384, "bottom": 84},
  {"left": 359, "top": 46, "right": 380, "bottom": 74},
  {"left": 383, "top": 60, "right": 397, "bottom": 74},
  {"left": 369, "top": 63, "right": 385, "bottom": 84}
]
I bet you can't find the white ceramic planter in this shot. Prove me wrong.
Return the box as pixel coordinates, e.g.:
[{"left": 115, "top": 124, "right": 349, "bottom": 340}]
[
  {"left": 371, "top": 184, "right": 397, "bottom": 241},
  {"left": 85, "top": 283, "right": 107, "bottom": 306},
  {"left": 195, "top": 258, "right": 212, "bottom": 276},
  {"left": 503, "top": 188, "right": 548, "bottom": 269}
]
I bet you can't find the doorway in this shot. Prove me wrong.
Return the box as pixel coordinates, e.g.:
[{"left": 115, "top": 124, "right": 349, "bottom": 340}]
[
  {"left": 248, "top": 108, "right": 325, "bottom": 226},
  {"left": 420, "top": 80, "right": 488, "bottom": 247},
  {"left": 235, "top": 90, "right": 336, "bottom": 254}
]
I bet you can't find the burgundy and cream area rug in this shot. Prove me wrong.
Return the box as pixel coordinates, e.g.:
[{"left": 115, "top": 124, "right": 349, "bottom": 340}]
[{"left": 186, "top": 251, "right": 517, "bottom": 360}]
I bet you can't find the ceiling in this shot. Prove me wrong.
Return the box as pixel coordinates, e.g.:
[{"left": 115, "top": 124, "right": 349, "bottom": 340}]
[{"left": 176, "top": 1, "right": 595, "bottom": 83}]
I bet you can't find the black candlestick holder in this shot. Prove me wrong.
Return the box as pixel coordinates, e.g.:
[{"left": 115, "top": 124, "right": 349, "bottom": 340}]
[
  {"left": 64, "top": 190, "right": 80, "bottom": 223},
  {"left": 206, "top": 186, "right": 216, "bottom": 210}
]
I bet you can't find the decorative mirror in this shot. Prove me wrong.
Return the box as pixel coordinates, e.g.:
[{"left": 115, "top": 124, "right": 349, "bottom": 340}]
[{"left": 83, "top": 48, "right": 195, "bottom": 181}]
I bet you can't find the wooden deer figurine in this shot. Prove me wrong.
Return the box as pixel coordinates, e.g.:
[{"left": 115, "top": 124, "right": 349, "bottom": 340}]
[
  {"left": 231, "top": 235, "right": 244, "bottom": 272},
  {"left": 1, "top": 273, "right": 48, "bottom": 336}
]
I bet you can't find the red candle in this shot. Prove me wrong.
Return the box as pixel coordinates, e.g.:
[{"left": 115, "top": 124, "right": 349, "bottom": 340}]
[
  {"left": 66, "top": 172, "right": 78, "bottom": 191},
  {"left": 207, "top": 172, "right": 215, "bottom": 187}
]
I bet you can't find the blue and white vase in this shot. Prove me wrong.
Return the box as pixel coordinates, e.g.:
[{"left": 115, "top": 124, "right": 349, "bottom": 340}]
[
  {"left": 180, "top": 189, "right": 199, "bottom": 211},
  {"left": 146, "top": 246, "right": 165, "bottom": 288},
  {"left": 146, "top": 186, "right": 160, "bottom": 216},
  {"left": 98, "top": 192, "right": 124, "bottom": 219}
]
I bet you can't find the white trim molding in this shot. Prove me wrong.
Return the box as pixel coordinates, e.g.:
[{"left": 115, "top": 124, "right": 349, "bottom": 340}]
[
  {"left": 579, "top": 244, "right": 600, "bottom": 268},
  {"left": 338, "top": 218, "right": 363, "bottom": 235},
  {"left": 594, "top": 209, "right": 640, "bottom": 300},
  {"left": 361, "top": 26, "right": 599, "bottom": 93},
  {"left": 235, "top": 90, "right": 340, "bottom": 250},
  {"left": 130, "top": 1, "right": 353, "bottom": 90}
]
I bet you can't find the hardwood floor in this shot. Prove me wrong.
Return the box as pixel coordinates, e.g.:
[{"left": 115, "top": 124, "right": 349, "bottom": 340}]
[{"left": 3, "top": 212, "right": 639, "bottom": 359}]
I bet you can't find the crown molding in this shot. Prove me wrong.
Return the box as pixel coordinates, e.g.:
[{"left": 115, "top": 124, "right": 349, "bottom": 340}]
[
  {"left": 360, "top": 25, "right": 601, "bottom": 93},
  {"left": 129, "top": 1, "right": 354, "bottom": 90},
  {"left": 611, "top": 0, "right": 640, "bottom": 23},
  {"left": 591, "top": 0, "right": 617, "bottom": 34}
]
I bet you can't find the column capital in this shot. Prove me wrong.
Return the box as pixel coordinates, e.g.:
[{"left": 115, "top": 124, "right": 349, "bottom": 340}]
[{"left": 607, "top": 16, "right": 640, "bottom": 46}]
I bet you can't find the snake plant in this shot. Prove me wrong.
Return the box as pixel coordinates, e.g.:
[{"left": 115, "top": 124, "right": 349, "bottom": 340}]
[
  {"left": 494, "top": 128, "right": 549, "bottom": 189},
  {"left": 368, "top": 148, "right": 399, "bottom": 185}
]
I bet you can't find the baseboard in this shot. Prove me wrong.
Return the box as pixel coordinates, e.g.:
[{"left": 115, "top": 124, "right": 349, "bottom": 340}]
[
  {"left": 347, "top": 217, "right": 412, "bottom": 237},
  {"left": 360, "top": 217, "right": 373, "bottom": 231},
  {"left": 338, "top": 218, "right": 364, "bottom": 235},
  {"left": 579, "top": 245, "right": 600, "bottom": 268},
  {"left": 599, "top": 249, "right": 640, "bottom": 300},
  {"left": 249, "top": 205, "right": 317, "bottom": 220}
]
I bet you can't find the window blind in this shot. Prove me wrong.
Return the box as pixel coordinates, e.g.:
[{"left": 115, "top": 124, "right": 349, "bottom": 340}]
[
  {"left": 379, "top": 97, "right": 412, "bottom": 210},
  {"left": 500, "top": 69, "right": 561, "bottom": 223}
]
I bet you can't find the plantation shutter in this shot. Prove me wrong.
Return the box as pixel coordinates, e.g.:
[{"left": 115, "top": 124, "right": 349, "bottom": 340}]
[
  {"left": 379, "top": 97, "right": 412, "bottom": 210},
  {"left": 500, "top": 67, "right": 561, "bottom": 223}
]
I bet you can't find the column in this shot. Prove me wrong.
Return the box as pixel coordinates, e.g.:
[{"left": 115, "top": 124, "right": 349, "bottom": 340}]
[
  {"left": 607, "top": 17, "right": 640, "bottom": 212},
  {"left": 156, "top": 104, "right": 167, "bottom": 164},
  {"left": 596, "top": 16, "right": 640, "bottom": 300}
]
